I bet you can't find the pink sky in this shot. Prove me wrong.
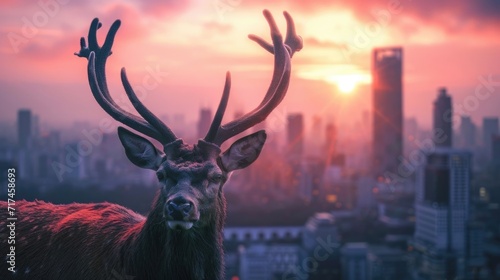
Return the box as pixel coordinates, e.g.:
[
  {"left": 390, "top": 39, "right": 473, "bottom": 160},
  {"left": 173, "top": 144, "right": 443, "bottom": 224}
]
[{"left": 1, "top": 0, "right": 499, "bottom": 131}]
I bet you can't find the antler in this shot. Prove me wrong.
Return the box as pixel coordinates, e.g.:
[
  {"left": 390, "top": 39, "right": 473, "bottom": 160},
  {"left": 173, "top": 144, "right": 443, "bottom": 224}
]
[
  {"left": 75, "top": 18, "right": 177, "bottom": 145},
  {"left": 204, "top": 10, "right": 303, "bottom": 146}
]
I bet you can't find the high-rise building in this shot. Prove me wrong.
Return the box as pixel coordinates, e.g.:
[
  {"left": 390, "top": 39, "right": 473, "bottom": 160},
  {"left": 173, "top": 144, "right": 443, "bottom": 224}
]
[
  {"left": 459, "top": 116, "right": 476, "bottom": 149},
  {"left": 372, "top": 47, "right": 403, "bottom": 177},
  {"left": 17, "top": 109, "right": 34, "bottom": 180},
  {"left": 17, "top": 109, "right": 32, "bottom": 149},
  {"left": 466, "top": 221, "right": 487, "bottom": 276},
  {"left": 309, "top": 115, "right": 323, "bottom": 157},
  {"left": 197, "top": 108, "right": 212, "bottom": 139},
  {"left": 325, "top": 122, "right": 338, "bottom": 163},
  {"left": 483, "top": 117, "right": 499, "bottom": 159},
  {"left": 303, "top": 213, "right": 341, "bottom": 279},
  {"left": 287, "top": 113, "right": 304, "bottom": 159},
  {"left": 32, "top": 114, "right": 40, "bottom": 140},
  {"left": 492, "top": 135, "right": 500, "bottom": 169},
  {"left": 433, "top": 88, "right": 452, "bottom": 147},
  {"left": 414, "top": 148, "right": 472, "bottom": 279},
  {"left": 341, "top": 243, "right": 368, "bottom": 280}
]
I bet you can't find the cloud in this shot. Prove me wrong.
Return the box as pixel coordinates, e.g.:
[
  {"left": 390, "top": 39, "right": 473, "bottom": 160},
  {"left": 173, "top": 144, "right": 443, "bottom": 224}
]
[
  {"left": 202, "top": 21, "right": 233, "bottom": 34},
  {"left": 243, "top": 0, "right": 500, "bottom": 36},
  {"left": 135, "top": 0, "right": 193, "bottom": 17},
  {"left": 9, "top": 3, "right": 150, "bottom": 57},
  {"left": 305, "top": 37, "right": 348, "bottom": 50}
]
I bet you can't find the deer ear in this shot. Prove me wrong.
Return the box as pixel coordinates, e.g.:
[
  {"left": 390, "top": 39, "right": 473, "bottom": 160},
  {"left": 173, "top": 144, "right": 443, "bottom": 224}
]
[
  {"left": 117, "top": 127, "right": 163, "bottom": 170},
  {"left": 220, "top": 130, "right": 267, "bottom": 172}
]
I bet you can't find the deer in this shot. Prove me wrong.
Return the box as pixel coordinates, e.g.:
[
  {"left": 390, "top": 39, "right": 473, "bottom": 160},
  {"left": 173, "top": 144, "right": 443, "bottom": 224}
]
[{"left": 0, "top": 10, "right": 302, "bottom": 280}]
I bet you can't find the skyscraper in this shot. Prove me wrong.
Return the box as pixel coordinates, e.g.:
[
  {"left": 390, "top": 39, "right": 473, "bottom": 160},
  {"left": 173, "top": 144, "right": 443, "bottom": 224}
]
[
  {"left": 197, "top": 108, "right": 212, "bottom": 139},
  {"left": 483, "top": 117, "right": 499, "bottom": 159},
  {"left": 414, "top": 148, "right": 472, "bottom": 279},
  {"left": 341, "top": 243, "right": 368, "bottom": 280},
  {"left": 287, "top": 113, "right": 304, "bottom": 160},
  {"left": 17, "top": 109, "right": 32, "bottom": 149},
  {"left": 492, "top": 135, "right": 500, "bottom": 169},
  {"left": 309, "top": 115, "right": 323, "bottom": 156},
  {"left": 325, "top": 122, "right": 337, "bottom": 163},
  {"left": 459, "top": 116, "right": 476, "bottom": 149},
  {"left": 302, "top": 213, "right": 341, "bottom": 279},
  {"left": 433, "top": 88, "right": 452, "bottom": 147},
  {"left": 372, "top": 47, "right": 403, "bottom": 177}
]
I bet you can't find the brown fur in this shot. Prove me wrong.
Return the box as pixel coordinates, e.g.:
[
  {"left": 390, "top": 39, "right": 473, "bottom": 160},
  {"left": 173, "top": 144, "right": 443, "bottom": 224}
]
[{"left": 0, "top": 190, "right": 226, "bottom": 280}]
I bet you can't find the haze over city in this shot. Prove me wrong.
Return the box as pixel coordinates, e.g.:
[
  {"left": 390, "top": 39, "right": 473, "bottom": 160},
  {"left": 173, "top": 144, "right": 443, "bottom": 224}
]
[
  {"left": 1, "top": 1, "right": 500, "bottom": 279},
  {"left": 1, "top": 0, "right": 500, "bottom": 129}
]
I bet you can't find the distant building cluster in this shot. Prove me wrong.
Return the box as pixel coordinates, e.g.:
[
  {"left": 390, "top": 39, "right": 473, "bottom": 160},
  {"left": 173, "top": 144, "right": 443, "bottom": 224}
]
[
  {"left": 0, "top": 110, "right": 156, "bottom": 191},
  {"left": 1, "top": 45, "right": 500, "bottom": 279},
  {"left": 224, "top": 212, "right": 410, "bottom": 280}
]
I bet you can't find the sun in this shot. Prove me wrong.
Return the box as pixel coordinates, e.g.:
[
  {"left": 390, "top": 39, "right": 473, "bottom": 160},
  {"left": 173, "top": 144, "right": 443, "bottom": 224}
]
[
  {"left": 295, "top": 65, "right": 372, "bottom": 95},
  {"left": 337, "top": 79, "right": 357, "bottom": 94},
  {"left": 333, "top": 74, "right": 363, "bottom": 94}
]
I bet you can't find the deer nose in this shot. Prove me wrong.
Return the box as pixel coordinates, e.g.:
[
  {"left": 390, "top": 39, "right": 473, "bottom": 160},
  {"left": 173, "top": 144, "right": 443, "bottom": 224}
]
[{"left": 166, "top": 197, "right": 193, "bottom": 219}]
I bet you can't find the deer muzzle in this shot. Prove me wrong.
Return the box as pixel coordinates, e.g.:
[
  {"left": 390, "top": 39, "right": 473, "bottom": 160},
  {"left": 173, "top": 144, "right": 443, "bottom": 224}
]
[{"left": 165, "top": 196, "right": 198, "bottom": 230}]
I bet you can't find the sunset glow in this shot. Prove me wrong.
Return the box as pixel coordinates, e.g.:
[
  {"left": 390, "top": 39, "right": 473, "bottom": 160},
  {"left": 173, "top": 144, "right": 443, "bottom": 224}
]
[
  {"left": 330, "top": 74, "right": 371, "bottom": 94},
  {"left": 0, "top": 2, "right": 499, "bottom": 279},
  {"left": 337, "top": 79, "right": 356, "bottom": 94},
  {"left": 0, "top": 1, "right": 499, "bottom": 128}
]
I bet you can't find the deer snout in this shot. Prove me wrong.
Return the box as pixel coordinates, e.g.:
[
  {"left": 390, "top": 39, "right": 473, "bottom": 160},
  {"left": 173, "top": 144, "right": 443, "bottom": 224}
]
[
  {"left": 165, "top": 197, "right": 198, "bottom": 230},
  {"left": 167, "top": 198, "right": 192, "bottom": 217}
]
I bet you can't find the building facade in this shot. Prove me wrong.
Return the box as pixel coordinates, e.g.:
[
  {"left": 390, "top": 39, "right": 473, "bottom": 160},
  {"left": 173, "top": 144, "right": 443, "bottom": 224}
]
[
  {"left": 17, "top": 109, "right": 32, "bottom": 149},
  {"left": 413, "top": 148, "right": 472, "bottom": 279},
  {"left": 197, "top": 108, "right": 212, "bottom": 139},
  {"left": 372, "top": 47, "right": 403, "bottom": 177},
  {"left": 483, "top": 117, "right": 499, "bottom": 159},
  {"left": 287, "top": 113, "right": 304, "bottom": 160},
  {"left": 432, "top": 88, "right": 452, "bottom": 147}
]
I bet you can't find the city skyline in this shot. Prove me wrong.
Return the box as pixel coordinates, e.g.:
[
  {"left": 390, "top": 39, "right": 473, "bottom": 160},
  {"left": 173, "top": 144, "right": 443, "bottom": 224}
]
[
  {"left": 1, "top": 2, "right": 500, "bottom": 279},
  {"left": 1, "top": 1, "right": 500, "bottom": 128}
]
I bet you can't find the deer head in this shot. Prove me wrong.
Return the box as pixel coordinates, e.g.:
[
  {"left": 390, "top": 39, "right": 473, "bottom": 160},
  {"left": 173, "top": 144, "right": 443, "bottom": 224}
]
[{"left": 75, "top": 10, "right": 302, "bottom": 232}]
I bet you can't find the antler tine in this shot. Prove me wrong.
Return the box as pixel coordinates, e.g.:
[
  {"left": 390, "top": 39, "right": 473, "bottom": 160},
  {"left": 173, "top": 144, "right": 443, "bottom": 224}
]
[
  {"left": 248, "top": 11, "right": 303, "bottom": 57},
  {"left": 77, "top": 18, "right": 176, "bottom": 144},
  {"left": 206, "top": 10, "right": 297, "bottom": 146},
  {"left": 75, "top": 18, "right": 120, "bottom": 94},
  {"left": 204, "top": 72, "right": 231, "bottom": 142},
  {"left": 283, "top": 11, "right": 303, "bottom": 57},
  {"left": 244, "top": 10, "right": 301, "bottom": 111},
  {"left": 121, "top": 68, "right": 177, "bottom": 143},
  {"left": 87, "top": 53, "right": 165, "bottom": 141}
]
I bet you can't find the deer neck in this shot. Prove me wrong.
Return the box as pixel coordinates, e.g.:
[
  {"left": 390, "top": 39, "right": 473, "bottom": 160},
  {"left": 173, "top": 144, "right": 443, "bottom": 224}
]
[{"left": 127, "top": 191, "right": 225, "bottom": 280}]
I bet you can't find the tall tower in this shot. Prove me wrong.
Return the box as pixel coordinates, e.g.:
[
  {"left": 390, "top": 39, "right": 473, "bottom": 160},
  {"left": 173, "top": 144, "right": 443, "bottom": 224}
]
[
  {"left": 459, "top": 116, "right": 476, "bottom": 149},
  {"left": 483, "top": 117, "right": 499, "bottom": 159},
  {"left": 197, "top": 108, "right": 212, "bottom": 139},
  {"left": 414, "top": 148, "right": 472, "bottom": 279},
  {"left": 325, "top": 122, "right": 337, "bottom": 163},
  {"left": 433, "top": 88, "right": 452, "bottom": 147},
  {"left": 372, "top": 47, "right": 403, "bottom": 177},
  {"left": 493, "top": 135, "right": 500, "bottom": 169},
  {"left": 17, "top": 109, "right": 32, "bottom": 149},
  {"left": 287, "top": 113, "right": 304, "bottom": 160}
]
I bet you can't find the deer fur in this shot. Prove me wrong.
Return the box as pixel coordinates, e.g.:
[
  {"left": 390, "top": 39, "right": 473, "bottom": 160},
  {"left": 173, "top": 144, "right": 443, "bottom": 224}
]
[
  {"left": 0, "top": 193, "right": 224, "bottom": 279},
  {"left": 0, "top": 9, "right": 302, "bottom": 280}
]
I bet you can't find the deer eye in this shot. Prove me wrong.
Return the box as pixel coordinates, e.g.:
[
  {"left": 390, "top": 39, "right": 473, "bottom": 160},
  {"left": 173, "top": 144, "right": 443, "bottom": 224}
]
[
  {"left": 209, "top": 174, "right": 223, "bottom": 183},
  {"left": 156, "top": 172, "right": 165, "bottom": 181}
]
